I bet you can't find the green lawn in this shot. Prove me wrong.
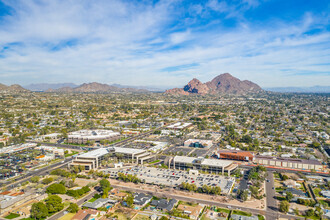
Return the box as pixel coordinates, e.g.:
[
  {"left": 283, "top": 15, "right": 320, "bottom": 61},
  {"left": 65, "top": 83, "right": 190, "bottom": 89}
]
[
  {"left": 313, "top": 188, "right": 322, "bottom": 197},
  {"left": 298, "top": 215, "right": 320, "bottom": 220},
  {"left": 232, "top": 210, "right": 252, "bottom": 216},
  {"left": 65, "top": 151, "right": 79, "bottom": 157},
  {"left": 149, "top": 160, "right": 160, "bottom": 164},
  {"left": 215, "top": 207, "right": 230, "bottom": 214},
  {"left": 275, "top": 196, "right": 286, "bottom": 201},
  {"left": 88, "top": 197, "right": 97, "bottom": 202},
  {"left": 5, "top": 213, "right": 20, "bottom": 219},
  {"left": 258, "top": 214, "right": 265, "bottom": 220},
  {"left": 319, "top": 200, "right": 330, "bottom": 208}
]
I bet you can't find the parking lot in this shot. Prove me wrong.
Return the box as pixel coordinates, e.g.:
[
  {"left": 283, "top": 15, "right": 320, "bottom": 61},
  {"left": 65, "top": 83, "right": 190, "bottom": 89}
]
[
  {"left": 104, "top": 166, "right": 235, "bottom": 194},
  {"left": 163, "top": 146, "right": 194, "bottom": 155}
]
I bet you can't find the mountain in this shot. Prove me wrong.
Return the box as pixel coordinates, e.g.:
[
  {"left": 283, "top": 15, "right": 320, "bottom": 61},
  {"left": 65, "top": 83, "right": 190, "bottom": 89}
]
[
  {"left": 265, "top": 86, "right": 330, "bottom": 93},
  {"left": 183, "top": 78, "right": 210, "bottom": 94},
  {"left": 47, "top": 82, "right": 148, "bottom": 93},
  {"left": 24, "top": 83, "right": 77, "bottom": 91},
  {"left": 110, "top": 84, "right": 163, "bottom": 92},
  {"left": 0, "top": 83, "right": 28, "bottom": 92},
  {"left": 165, "top": 73, "right": 263, "bottom": 95}
]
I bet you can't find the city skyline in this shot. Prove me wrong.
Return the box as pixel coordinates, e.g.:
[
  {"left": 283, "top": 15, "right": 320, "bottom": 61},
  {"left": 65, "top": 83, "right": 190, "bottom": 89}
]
[{"left": 0, "top": 0, "right": 329, "bottom": 87}]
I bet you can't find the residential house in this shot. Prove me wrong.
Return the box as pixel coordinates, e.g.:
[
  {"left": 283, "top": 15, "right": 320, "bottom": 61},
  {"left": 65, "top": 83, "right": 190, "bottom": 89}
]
[
  {"left": 150, "top": 199, "right": 177, "bottom": 212},
  {"left": 282, "top": 188, "right": 307, "bottom": 197},
  {"left": 72, "top": 209, "right": 99, "bottom": 220},
  {"left": 133, "top": 193, "right": 152, "bottom": 206},
  {"left": 82, "top": 198, "right": 117, "bottom": 210}
]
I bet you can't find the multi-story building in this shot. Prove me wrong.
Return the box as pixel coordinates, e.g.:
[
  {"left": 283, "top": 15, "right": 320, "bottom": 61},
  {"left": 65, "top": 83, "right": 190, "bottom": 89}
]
[
  {"left": 69, "top": 147, "right": 156, "bottom": 170},
  {"left": 215, "top": 150, "right": 254, "bottom": 161},
  {"left": 255, "top": 156, "right": 324, "bottom": 171},
  {"left": 67, "top": 129, "right": 120, "bottom": 144},
  {"left": 172, "top": 156, "right": 238, "bottom": 175}
]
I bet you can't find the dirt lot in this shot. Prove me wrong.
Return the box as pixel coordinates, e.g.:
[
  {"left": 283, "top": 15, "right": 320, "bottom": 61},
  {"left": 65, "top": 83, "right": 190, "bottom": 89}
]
[
  {"left": 290, "top": 203, "right": 310, "bottom": 212},
  {"left": 108, "top": 205, "right": 138, "bottom": 220},
  {"left": 75, "top": 178, "right": 96, "bottom": 187},
  {"left": 282, "top": 172, "right": 300, "bottom": 180}
]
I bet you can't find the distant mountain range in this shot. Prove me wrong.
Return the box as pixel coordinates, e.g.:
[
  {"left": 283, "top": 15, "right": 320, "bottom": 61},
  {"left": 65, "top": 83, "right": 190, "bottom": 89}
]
[
  {"left": 165, "top": 73, "right": 263, "bottom": 95},
  {"left": 0, "top": 83, "right": 27, "bottom": 92},
  {"left": 23, "top": 83, "right": 163, "bottom": 92},
  {"left": 264, "top": 86, "right": 330, "bottom": 93},
  {"left": 45, "top": 82, "right": 148, "bottom": 93},
  {"left": 23, "top": 83, "right": 78, "bottom": 91},
  {"left": 1, "top": 80, "right": 329, "bottom": 94}
]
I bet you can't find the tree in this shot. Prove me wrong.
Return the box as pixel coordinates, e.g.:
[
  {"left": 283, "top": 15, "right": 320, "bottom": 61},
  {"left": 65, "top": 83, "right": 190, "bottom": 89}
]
[
  {"left": 99, "top": 178, "right": 111, "bottom": 191},
  {"left": 125, "top": 194, "right": 134, "bottom": 207},
  {"left": 45, "top": 195, "right": 64, "bottom": 213},
  {"left": 315, "top": 206, "right": 323, "bottom": 217},
  {"left": 241, "top": 190, "right": 248, "bottom": 201},
  {"left": 30, "top": 176, "right": 40, "bottom": 183},
  {"left": 42, "top": 177, "right": 54, "bottom": 185},
  {"left": 241, "top": 135, "right": 252, "bottom": 143},
  {"left": 305, "top": 208, "right": 314, "bottom": 217},
  {"left": 159, "top": 216, "right": 169, "bottom": 220},
  {"left": 279, "top": 201, "right": 289, "bottom": 213},
  {"left": 285, "top": 192, "right": 293, "bottom": 201},
  {"left": 102, "top": 188, "right": 109, "bottom": 199},
  {"left": 67, "top": 203, "right": 79, "bottom": 213},
  {"left": 46, "top": 183, "right": 66, "bottom": 194},
  {"left": 31, "top": 202, "right": 48, "bottom": 219}
]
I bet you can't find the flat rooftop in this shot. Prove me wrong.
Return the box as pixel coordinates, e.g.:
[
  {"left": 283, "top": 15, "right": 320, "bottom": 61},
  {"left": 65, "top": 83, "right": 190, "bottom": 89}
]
[
  {"left": 174, "top": 156, "right": 234, "bottom": 168},
  {"left": 78, "top": 148, "right": 111, "bottom": 158},
  {"left": 201, "top": 159, "right": 234, "bottom": 168},
  {"left": 218, "top": 150, "right": 254, "bottom": 158},
  {"left": 68, "top": 129, "right": 120, "bottom": 139},
  {"left": 113, "top": 147, "right": 146, "bottom": 155},
  {"left": 174, "top": 156, "right": 197, "bottom": 164},
  {"left": 167, "top": 122, "right": 192, "bottom": 129},
  {"left": 255, "top": 155, "right": 322, "bottom": 165}
]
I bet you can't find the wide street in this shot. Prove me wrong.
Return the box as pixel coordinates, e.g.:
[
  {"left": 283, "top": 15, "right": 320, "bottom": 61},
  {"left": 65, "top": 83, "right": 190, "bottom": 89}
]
[{"left": 0, "top": 158, "right": 72, "bottom": 188}]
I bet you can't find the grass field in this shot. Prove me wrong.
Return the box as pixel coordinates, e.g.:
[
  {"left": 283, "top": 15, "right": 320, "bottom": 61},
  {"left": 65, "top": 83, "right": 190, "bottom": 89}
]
[
  {"left": 232, "top": 210, "right": 252, "bottom": 216},
  {"left": 5, "top": 213, "right": 20, "bottom": 219},
  {"left": 215, "top": 207, "right": 230, "bottom": 213},
  {"left": 149, "top": 160, "right": 160, "bottom": 164},
  {"left": 65, "top": 151, "right": 79, "bottom": 157},
  {"left": 88, "top": 197, "right": 97, "bottom": 202},
  {"left": 4, "top": 213, "right": 20, "bottom": 219}
]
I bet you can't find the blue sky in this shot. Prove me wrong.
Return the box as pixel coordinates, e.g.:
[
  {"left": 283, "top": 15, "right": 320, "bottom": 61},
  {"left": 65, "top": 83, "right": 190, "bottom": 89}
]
[{"left": 0, "top": 0, "right": 329, "bottom": 88}]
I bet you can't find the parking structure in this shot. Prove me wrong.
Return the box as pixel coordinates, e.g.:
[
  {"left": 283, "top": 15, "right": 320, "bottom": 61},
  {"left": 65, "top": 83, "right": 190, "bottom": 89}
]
[{"left": 104, "top": 166, "right": 235, "bottom": 195}]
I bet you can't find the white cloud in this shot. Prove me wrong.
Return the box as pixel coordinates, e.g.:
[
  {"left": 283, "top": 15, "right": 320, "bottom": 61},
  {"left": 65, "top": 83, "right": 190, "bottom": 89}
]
[{"left": 0, "top": 0, "right": 329, "bottom": 88}]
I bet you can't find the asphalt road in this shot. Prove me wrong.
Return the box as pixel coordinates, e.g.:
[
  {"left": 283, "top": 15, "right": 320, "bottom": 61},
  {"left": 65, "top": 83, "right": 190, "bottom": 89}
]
[
  {"left": 265, "top": 171, "right": 278, "bottom": 217},
  {"left": 111, "top": 183, "right": 303, "bottom": 220},
  {"left": 47, "top": 190, "right": 98, "bottom": 220},
  {"left": 264, "top": 171, "right": 305, "bottom": 220},
  {"left": 27, "top": 141, "right": 97, "bottom": 150},
  {"left": 0, "top": 158, "right": 72, "bottom": 188},
  {"left": 239, "top": 165, "right": 330, "bottom": 177}
]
